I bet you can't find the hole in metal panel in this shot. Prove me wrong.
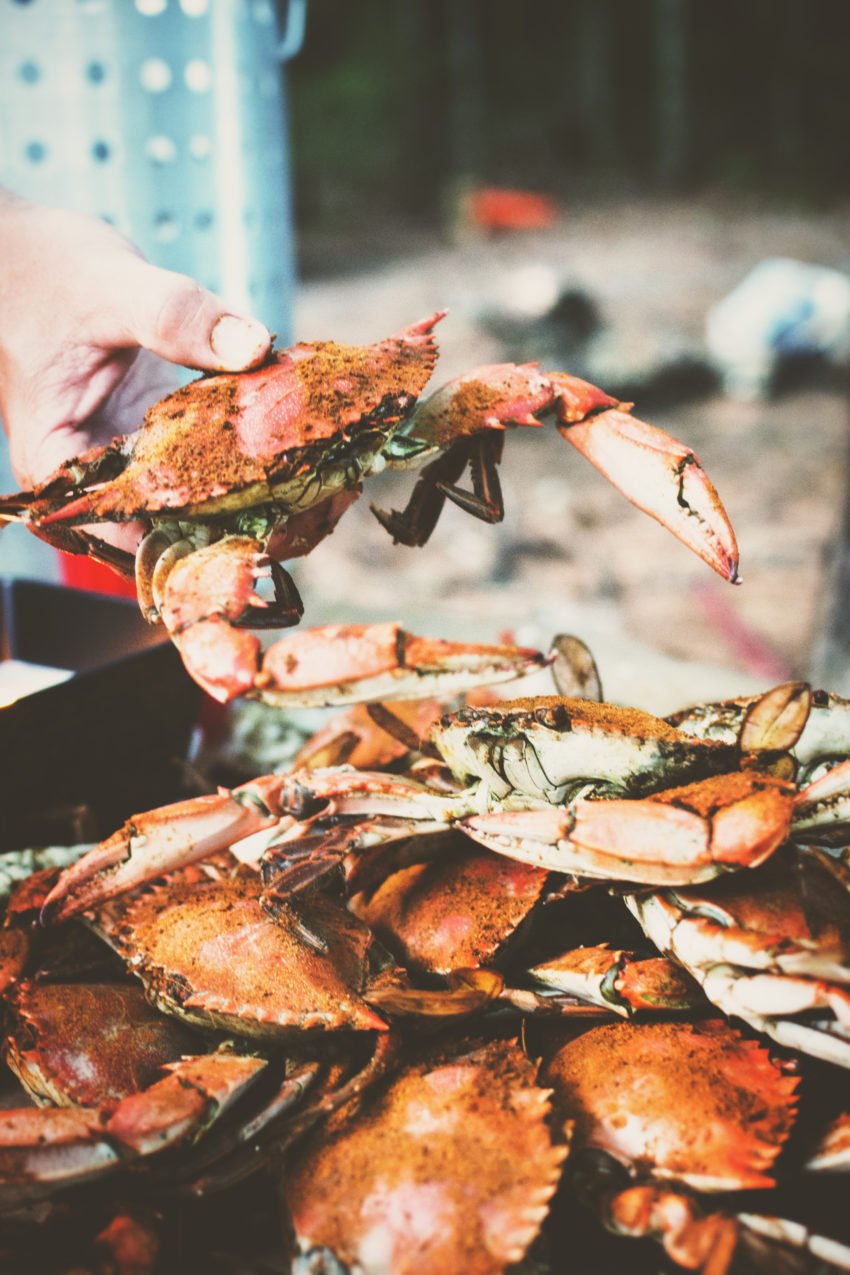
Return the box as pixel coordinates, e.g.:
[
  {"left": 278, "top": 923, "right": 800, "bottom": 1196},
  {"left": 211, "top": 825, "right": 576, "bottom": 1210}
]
[
  {"left": 139, "top": 57, "right": 172, "bottom": 93},
  {"left": 153, "top": 211, "right": 180, "bottom": 243},
  {"left": 145, "top": 135, "right": 177, "bottom": 164},
  {"left": 184, "top": 59, "right": 212, "bottom": 93},
  {"left": 24, "top": 141, "right": 47, "bottom": 164},
  {"left": 17, "top": 62, "right": 41, "bottom": 85}
]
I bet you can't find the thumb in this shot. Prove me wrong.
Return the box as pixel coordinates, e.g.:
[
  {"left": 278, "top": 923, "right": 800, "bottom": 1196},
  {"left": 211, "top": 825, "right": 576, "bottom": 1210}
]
[{"left": 119, "top": 261, "right": 272, "bottom": 372}]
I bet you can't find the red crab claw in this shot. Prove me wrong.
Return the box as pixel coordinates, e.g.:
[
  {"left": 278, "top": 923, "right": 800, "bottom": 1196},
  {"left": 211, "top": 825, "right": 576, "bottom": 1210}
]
[
  {"left": 461, "top": 771, "right": 794, "bottom": 886},
  {"left": 549, "top": 373, "right": 739, "bottom": 584},
  {"left": 0, "top": 1054, "right": 266, "bottom": 1203},
  {"left": 40, "top": 768, "right": 457, "bottom": 925},
  {"left": 601, "top": 1184, "right": 741, "bottom": 1272},
  {"left": 255, "top": 622, "right": 550, "bottom": 709},
  {"left": 40, "top": 774, "right": 291, "bottom": 924},
  {"left": 374, "top": 363, "right": 739, "bottom": 584},
  {"left": 154, "top": 535, "right": 550, "bottom": 705}
]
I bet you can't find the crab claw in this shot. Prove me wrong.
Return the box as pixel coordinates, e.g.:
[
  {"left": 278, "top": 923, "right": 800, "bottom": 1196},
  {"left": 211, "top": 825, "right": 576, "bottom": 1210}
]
[
  {"left": 154, "top": 531, "right": 551, "bottom": 706},
  {"left": 41, "top": 765, "right": 460, "bottom": 925},
  {"left": 41, "top": 774, "right": 289, "bottom": 924},
  {"left": 461, "top": 771, "right": 794, "bottom": 886},
  {"left": 387, "top": 362, "right": 738, "bottom": 582},
  {"left": 550, "top": 374, "right": 739, "bottom": 584},
  {"left": 602, "top": 1185, "right": 741, "bottom": 1272},
  {"left": 255, "top": 622, "right": 550, "bottom": 709},
  {"left": 529, "top": 945, "right": 704, "bottom": 1016},
  {"left": 0, "top": 1054, "right": 266, "bottom": 1203}
]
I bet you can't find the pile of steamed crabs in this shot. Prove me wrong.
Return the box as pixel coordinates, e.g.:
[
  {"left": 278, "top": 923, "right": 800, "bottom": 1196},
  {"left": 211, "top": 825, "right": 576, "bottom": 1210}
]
[{"left": 1, "top": 316, "right": 849, "bottom": 1273}]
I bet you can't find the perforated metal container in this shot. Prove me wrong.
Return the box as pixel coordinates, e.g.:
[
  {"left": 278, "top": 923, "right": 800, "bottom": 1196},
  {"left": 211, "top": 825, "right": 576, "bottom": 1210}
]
[{"left": 0, "top": 0, "right": 304, "bottom": 339}]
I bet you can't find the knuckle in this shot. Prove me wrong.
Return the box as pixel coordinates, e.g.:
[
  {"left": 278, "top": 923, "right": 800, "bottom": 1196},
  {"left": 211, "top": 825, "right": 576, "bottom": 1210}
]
[{"left": 150, "top": 272, "right": 210, "bottom": 347}]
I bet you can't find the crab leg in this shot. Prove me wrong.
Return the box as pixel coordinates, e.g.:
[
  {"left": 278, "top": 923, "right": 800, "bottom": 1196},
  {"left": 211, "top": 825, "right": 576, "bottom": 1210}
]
[
  {"left": 628, "top": 860, "right": 850, "bottom": 1069},
  {"left": 375, "top": 362, "right": 739, "bottom": 583},
  {"left": 461, "top": 771, "right": 794, "bottom": 886},
  {"left": 793, "top": 758, "right": 850, "bottom": 842}
]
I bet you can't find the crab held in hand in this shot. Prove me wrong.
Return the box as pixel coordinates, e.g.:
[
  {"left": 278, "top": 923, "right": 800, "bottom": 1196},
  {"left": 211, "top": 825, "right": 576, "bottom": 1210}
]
[{"left": 0, "top": 313, "right": 738, "bottom": 702}]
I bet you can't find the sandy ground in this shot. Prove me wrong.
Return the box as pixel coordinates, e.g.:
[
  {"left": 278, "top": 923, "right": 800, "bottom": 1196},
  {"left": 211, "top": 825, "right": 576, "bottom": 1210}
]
[{"left": 291, "top": 197, "right": 850, "bottom": 715}]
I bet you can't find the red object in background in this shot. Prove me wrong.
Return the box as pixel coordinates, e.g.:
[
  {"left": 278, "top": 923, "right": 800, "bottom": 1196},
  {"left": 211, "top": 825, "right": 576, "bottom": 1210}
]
[
  {"left": 468, "top": 187, "right": 557, "bottom": 232},
  {"left": 59, "top": 552, "right": 138, "bottom": 600}
]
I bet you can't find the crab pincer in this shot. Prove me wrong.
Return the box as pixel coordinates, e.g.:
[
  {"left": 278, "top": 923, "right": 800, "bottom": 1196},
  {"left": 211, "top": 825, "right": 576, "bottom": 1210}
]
[
  {"left": 629, "top": 845, "right": 850, "bottom": 1067},
  {"left": 154, "top": 586, "right": 550, "bottom": 705},
  {"left": 0, "top": 1053, "right": 267, "bottom": 1204}
]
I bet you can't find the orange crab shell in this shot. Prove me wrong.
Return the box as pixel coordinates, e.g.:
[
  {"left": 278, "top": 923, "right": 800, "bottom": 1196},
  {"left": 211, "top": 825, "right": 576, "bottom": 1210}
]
[
  {"left": 5, "top": 981, "right": 200, "bottom": 1110},
  {"left": 286, "top": 1038, "right": 567, "bottom": 1275},
  {"left": 543, "top": 1019, "right": 798, "bottom": 1192},
  {"left": 350, "top": 835, "right": 549, "bottom": 975},
  {"left": 37, "top": 315, "right": 444, "bottom": 524},
  {"left": 103, "top": 875, "right": 387, "bottom": 1038}
]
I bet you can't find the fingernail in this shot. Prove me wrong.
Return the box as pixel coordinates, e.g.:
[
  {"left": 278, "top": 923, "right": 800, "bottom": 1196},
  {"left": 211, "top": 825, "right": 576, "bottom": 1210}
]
[{"left": 210, "top": 315, "right": 270, "bottom": 369}]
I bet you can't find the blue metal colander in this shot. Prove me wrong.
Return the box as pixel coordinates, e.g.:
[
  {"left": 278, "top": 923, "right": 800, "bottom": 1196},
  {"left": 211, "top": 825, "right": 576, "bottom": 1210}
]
[
  {"left": 0, "top": 0, "right": 305, "bottom": 579},
  {"left": 0, "top": 0, "right": 304, "bottom": 339}
]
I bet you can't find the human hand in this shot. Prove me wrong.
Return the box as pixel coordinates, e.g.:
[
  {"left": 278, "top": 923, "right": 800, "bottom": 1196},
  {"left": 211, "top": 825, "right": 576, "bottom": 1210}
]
[{"left": 0, "top": 191, "right": 272, "bottom": 490}]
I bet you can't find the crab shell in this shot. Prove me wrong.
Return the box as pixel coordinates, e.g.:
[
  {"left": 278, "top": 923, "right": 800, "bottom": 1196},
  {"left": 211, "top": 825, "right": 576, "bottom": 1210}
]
[
  {"left": 93, "top": 875, "right": 388, "bottom": 1038},
  {"left": 431, "top": 696, "right": 737, "bottom": 804},
  {"left": 668, "top": 683, "right": 850, "bottom": 776},
  {"left": 5, "top": 981, "right": 200, "bottom": 1109},
  {"left": 36, "top": 316, "right": 444, "bottom": 525},
  {"left": 285, "top": 1038, "right": 567, "bottom": 1275},
  {"left": 349, "top": 834, "right": 550, "bottom": 975},
  {"left": 543, "top": 1018, "right": 798, "bottom": 1192}
]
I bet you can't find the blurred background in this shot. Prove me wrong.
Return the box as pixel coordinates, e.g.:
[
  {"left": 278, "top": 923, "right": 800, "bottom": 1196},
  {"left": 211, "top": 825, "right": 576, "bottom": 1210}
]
[{"left": 2, "top": 0, "right": 850, "bottom": 712}]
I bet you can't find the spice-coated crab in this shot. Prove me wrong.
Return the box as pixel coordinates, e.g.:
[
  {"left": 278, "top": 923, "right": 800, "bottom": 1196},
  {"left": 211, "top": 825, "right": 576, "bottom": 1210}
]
[{"left": 1, "top": 314, "right": 738, "bottom": 702}]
